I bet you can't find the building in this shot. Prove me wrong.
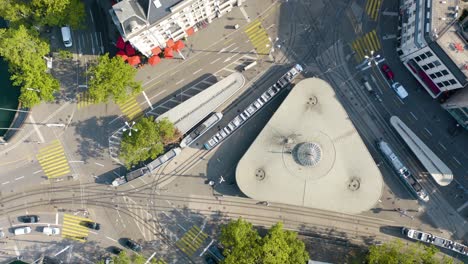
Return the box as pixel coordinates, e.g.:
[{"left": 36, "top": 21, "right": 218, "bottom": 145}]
[
  {"left": 109, "top": 0, "right": 243, "bottom": 57},
  {"left": 235, "top": 78, "right": 383, "bottom": 215},
  {"left": 442, "top": 87, "right": 468, "bottom": 127},
  {"left": 397, "top": 1, "right": 468, "bottom": 128}
]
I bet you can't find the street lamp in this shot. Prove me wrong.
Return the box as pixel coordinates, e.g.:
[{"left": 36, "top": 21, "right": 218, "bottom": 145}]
[
  {"left": 363, "top": 50, "right": 381, "bottom": 66},
  {"left": 122, "top": 121, "right": 138, "bottom": 136},
  {"left": 26, "top": 88, "right": 40, "bottom": 92}
]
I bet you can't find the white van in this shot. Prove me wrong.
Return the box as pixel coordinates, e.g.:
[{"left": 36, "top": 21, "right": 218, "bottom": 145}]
[
  {"left": 391, "top": 82, "right": 409, "bottom": 99},
  {"left": 362, "top": 78, "right": 374, "bottom": 93},
  {"left": 14, "top": 226, "right": 32, "bottom": 235},
  {"left": 43, "top": 227, "right": 60, "bottom": 236},
  {"left": 61, "top": 26, "right": 73, "bottom": 48}
]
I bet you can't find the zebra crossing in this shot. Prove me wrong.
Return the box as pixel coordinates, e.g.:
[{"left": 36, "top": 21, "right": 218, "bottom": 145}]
[
  {"left": 76, "top": 92, "right": 96, "bottom": 109},
  {"left": 365, "top": 0, "right": 382, "bottom": 21},
  {"left": 244, "top": 19, "right": 271, "bottom": 55},
  {"left": 61, "top": 214, "right": 91, "bottom": 242},
  {"left": 118, "top": 95, "right": 142, "bottom": 120},
  {"left": 175, "top": 225, "right": 209, "bottom": 256},
  {"left": 36, "top": 140, "right": 71, "bottom": 179},
  {"left": 351, "top": 30, "right": 381, "bottom": 62}
]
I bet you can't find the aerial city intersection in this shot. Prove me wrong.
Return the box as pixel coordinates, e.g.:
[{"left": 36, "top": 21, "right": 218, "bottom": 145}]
[{"left": 0, "top": 0, "right": 467, "bottom": 263}]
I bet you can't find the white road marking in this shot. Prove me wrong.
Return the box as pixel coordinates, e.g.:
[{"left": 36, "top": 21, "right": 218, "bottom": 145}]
[
  {"left": 229, "top": 47, "right": 239, "bottom": 53},
  {"left": 239, "top": 7, "right": 251, "bottom": 22},
  {"left": 193, "top": 69, "right": 203, "bottom": 75},
  {"left": 109, "top": 115, "right": 123, "bottom": 124},
  {"left": 245, "top": 39, "right": 250, "bottom": 43},
  {"left": 217, "top": 48, "right": 226, "bottom": 54},
  {"left": 396, "top": 96, "right": 405, "bottom": 105},
  {"left": 457, "top": 200, "right": 468, "bottom": 212},
  {"left": 69, "top": 160, "right": 84, "bottom": 163},
  {"left": 149, "top": 89, "right": 167, "bottom": 101},
  {"left": 129, "top": 183, "right": 135, "bottom": 189},
  {"left": 438, "top": 142, "right": 447, "bottom": 151},
  {"left": 89, "top": 230, "right": 98, "bottom": 235},
  {"left": 423, "top": 128, "right": 432, "bottom": 136},
  {"left": 14, "top": 245, "right": 20, "bottom": 256},
  {"left": 56, "top": 213, "right": 59, "bottom": 225},
  {"left": 138, "top": 177, "right": 147, "bottom": 184},
  {"left": 94, "top": 162, "right": 104, "bottom": 167},
  {"left": 15, "top": 176, "right": 25, "bottom": 181},
  {"left": 142, "top": 91, "right": 153, "bottom": 109},
  {"left": 175, "top": 79, "right": 185, "bottom": 85},
  {"left": 210, "top": 58, "right": 222, "bottom": 64},
  {"left": 54, "top": 246, "right": 70, "bottom": 257},
  {"left": 29, "top": 115, "right": 45, "bottom": 143},
  {"left": 145, "top": 252, "right": 157, "bottom": 264},
  {"left": 452, "top": 157, "right": 461, "bottom": 166},
  {"left": 106, "top": 236, "right": 118, "bottom": 242},
  {"left": 177, "top": 223, "right": 187, "bottom": 231},
  {"left": 33, "top": 170, "right": 42, "bottom": 174},
  {"left": 409, "top": 112, "right": 418, "bottom": 120},
  {"left": 266, "top": 23, "right": 275, "bottom": 30},
  {"left": 2, "top": 181, "right": 10, "bottom": 185}
]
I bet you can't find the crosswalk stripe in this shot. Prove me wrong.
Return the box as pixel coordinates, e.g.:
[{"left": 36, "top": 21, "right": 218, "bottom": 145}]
[
  {"left": 371, "top": 30, "right": 381, "bottom": 49},
  {"left": 36, "top": 140, "right": 71, "bottom": 178},
  {"left": 245, "top": 20, "right": 261, "bottom": 33}
]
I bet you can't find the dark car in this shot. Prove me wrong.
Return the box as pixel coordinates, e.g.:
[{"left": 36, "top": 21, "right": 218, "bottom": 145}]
[
  {"left": 126, "top": 239, "right": 142, "bottom": 252},
  {"left": 83, "top": 221, "right": 100, "bottom": 230},
  {"left": 108, "top": 246, "right": 123, "bottom": 255},
  {"left": 20, "top": 215, "right": 40, "bottom": 223},
  {"left": 381, "top": 64, "right": 394, "bottom": 80}
]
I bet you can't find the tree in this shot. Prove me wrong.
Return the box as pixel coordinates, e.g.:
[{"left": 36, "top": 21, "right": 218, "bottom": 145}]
[
  {"left": 0, "top": 25, "right": 60, "bottom": 107},
  {"left": 132, "top": 254, "right": 146, "bottom": 264},
  {"left": 367, "top": 240, "right": 457, "bottom": 264},
  {"left": 87, "top": 53, "right": 142, "bottom": 104},
  {"left": 119, "top": 117, "right": 178, "bottom": 168},
  {"left": 220, "top": 218, "right": 262, "bottom": 264},
  {"left": 219, "top": 218, "right": 309, "bottom": 264},
  {"left": 0, "top": 0, "right": 85, "bottom": 28},
  {"left": 113, "top": 251, "right": 131, "bottom": 264}
]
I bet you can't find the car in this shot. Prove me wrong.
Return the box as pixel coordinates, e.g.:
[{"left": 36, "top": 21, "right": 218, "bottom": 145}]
[
  {"left": 43, "top": 227, "right": 60, "bottom": 236},
  {"left": 14, "top": 226, "right": 32, "bottom": 235},
  {"left": 20, "top": 215, "right": 40, "bottom": 223},
  {"left": 108, "top": 246, "right": 123, "bottom": 255},
  {"left": 61, "top": 26, "right": 73, "bottom": 48},
  {"left": 381, "top": 64, "right": 394, "bottom": 80},
  {"left": 391, "top": 82, "right": 409, "bottom": 99},
  {"left": 126, "top": 239, "right": 142, "bottom": 252},
  {"left": 83, "top": 221, "right": 100, "bottom": 230}
]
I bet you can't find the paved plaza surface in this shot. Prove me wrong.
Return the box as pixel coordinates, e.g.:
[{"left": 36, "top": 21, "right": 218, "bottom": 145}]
[
  {"left": 236, "top": 78, "right": 384, "bottom": 214},
  {"left": 0, "top": 0, "right": 468, "bottom": 263}
]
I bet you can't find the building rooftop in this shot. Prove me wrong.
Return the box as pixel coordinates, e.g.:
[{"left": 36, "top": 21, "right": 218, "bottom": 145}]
[
  {"left": 235, "top": 78, "right": 384, "bottom": 214},
  {"left": 431, "top": 1, "right": 468, "bottom": 80}
]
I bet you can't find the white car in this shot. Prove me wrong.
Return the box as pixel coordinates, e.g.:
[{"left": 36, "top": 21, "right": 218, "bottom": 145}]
[
  {"left": 14, "top": 226, "right": 32, "bottom": 235},
  {"left": 43, "top": 227, "right": 60, "bottom": 236},
  {"left": 391, "top": 82, "right": 408, "bottom": 99}
]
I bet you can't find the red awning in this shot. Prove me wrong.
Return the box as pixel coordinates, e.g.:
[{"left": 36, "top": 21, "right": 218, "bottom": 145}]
[
  {"left": 116, "top": 36, "right": 125, "bottom": 50},
  {"left": 151, "top": 47, "right": 162, "bottom": 56},
  {"left": 186, "top": 27, "right": 195, "bottom": 36},
  {"left": 164, "top": 48, "right": 174, "bottom": 58},
  {"left": 173, "top": 40, "right": 185, "bottom": 51},
  {"left": 454, "top": 43, "right": 464, "bottom": 52},
  {"left": 116, "top": 53, "right": 128, "bottom": 61},
  {"left": 127, "top": 56, "right": 141, "bottom": 66},
  {"left": 148, "top": 55, "right": 161, "bottom": 65},
  {"left": 166, "top": 39, "right": 175, "bottom": 48},
  {"left": 125, "top": 43, "right": 136, "bottom": 56},
  {"left": 116, "top": 50, "right": 126, "bottom": 55}
]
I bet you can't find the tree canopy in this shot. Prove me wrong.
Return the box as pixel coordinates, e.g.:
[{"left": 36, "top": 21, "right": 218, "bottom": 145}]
[
  {"left": 367, "top": 239, "right": 458, "bottom": 264},
  {"left": 219, "top": 218, "right": 309, "bottom": 264},
  {"left": 0, "top": 0, "right": 85, "bottom": 28},
  {"left": 0, "top": 25, "right": 59, "bottom": 107},
  {"left": 119, "top": 117, "right": 179, "bottom": 168},
  {"left": 95, "top": 251, "right": 162, "bottom": 264},
  {"left": 87, "top": 54, "right": 142, "bottom": 104}
]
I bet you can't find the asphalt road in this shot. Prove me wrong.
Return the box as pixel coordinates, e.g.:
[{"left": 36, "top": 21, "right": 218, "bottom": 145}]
[{"left": 0, "top": 0, "right": 467, "bottom": 263}]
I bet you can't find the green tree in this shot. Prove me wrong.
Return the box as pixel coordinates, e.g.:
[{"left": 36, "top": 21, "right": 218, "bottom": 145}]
[
  {"left": 0, "top": 0, "right": 85, "bottom": 28},
  {"left": 132, "top": 254, "right": 146, "bottom": 264},
  {"left": 113, "top": 251, "right": 131, "bottom": 264},
  {"left": 220, "top": 218, "right": 262, "bottom": 264},
  {"left": 367, "top": 240, "right": 458, "bottom": 264},
  {"left": 87, "top": 53, "right": 142, "bottom": 104},
  {"left": 119, "top": 117, "right": 178, "bottom": 168},
  {"left": 262, "top": 222, "right": 309, "bottom": 264},
  {"left": 219, "top": 219, "right": 309, "bottom": 264},
  {"left": 0, "top": 25, "right": 59, "bottom": 107}
]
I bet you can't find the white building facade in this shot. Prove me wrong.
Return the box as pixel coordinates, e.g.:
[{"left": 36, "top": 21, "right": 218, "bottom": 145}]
[
  {"left": 110, "top": 0, "right": 243, "bottom": 57},
  {"left": 397, "top": 0, "right": 467, "bottom": 98}
]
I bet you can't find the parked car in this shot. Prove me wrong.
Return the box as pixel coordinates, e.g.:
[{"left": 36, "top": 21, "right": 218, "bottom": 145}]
[
  {"left": 14, "top": 226, "right": 32, "bottom": 235},
  {"left": 391, "top": 82, "right": 409, "bottom": 99},
  {"left": 83, "top": 221, "right": 100, "bottom": 230},
  {"left": 126, "top": 239, "right": 142, "bottom": 252},
  {"left": 19, "top": 215, "right": 40, "bottom": 223},
  {"left": 108, "top": 246, "right": 123, "bottom": 255},
  {"left": 43, "top": 227, "right": 60, "bottom": 235},
  {"left": 381, "top": 64, "right": 394, "bottom": 80}
]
